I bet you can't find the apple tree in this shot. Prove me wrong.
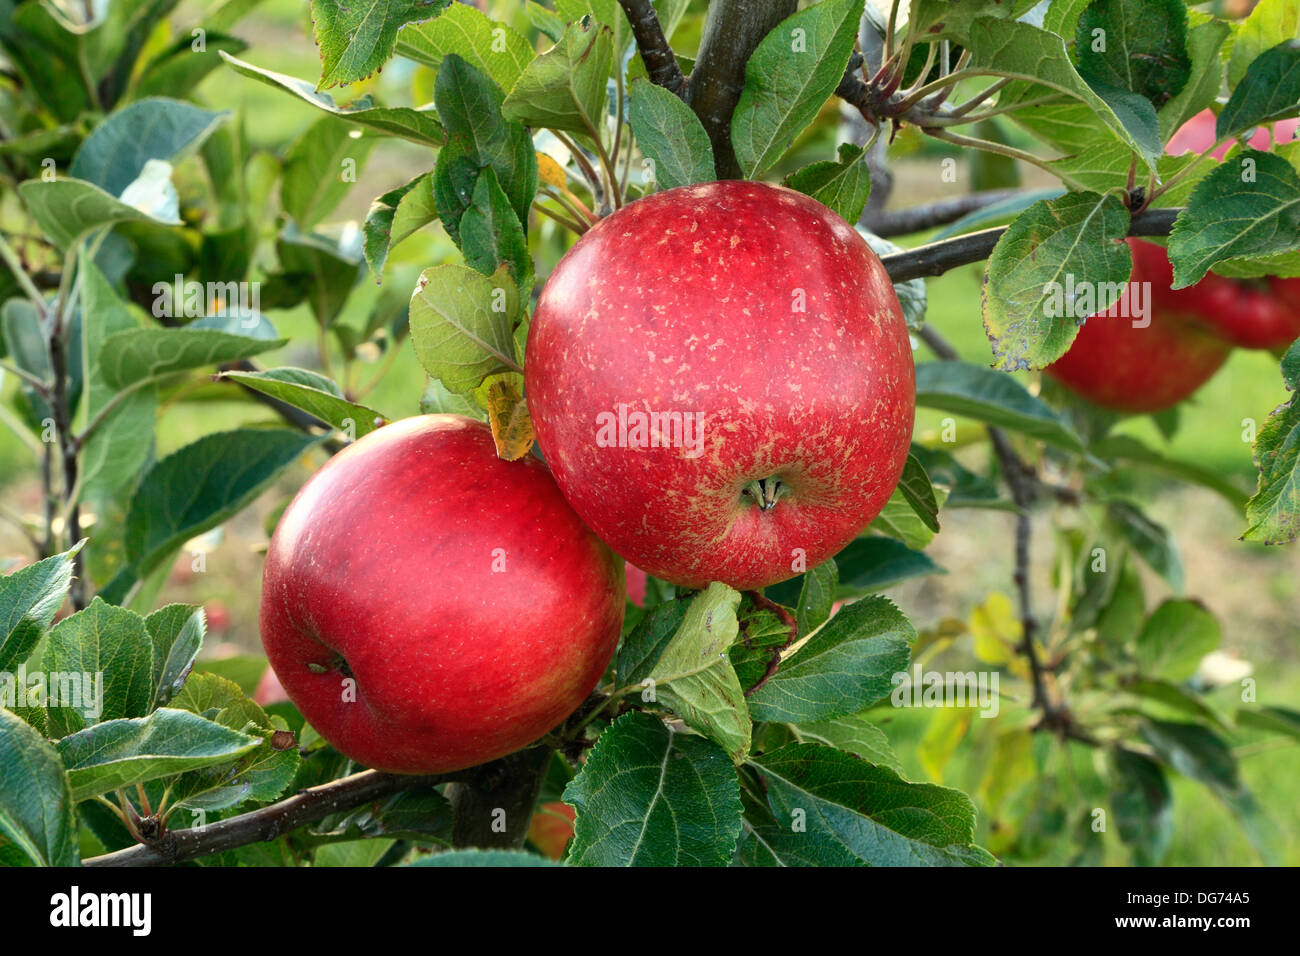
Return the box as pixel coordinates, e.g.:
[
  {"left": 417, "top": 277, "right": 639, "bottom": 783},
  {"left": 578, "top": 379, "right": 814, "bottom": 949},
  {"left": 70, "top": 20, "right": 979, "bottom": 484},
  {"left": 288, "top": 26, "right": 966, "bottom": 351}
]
[{"left": 1, "top": 0, "right": 1299, "bottom": 868}]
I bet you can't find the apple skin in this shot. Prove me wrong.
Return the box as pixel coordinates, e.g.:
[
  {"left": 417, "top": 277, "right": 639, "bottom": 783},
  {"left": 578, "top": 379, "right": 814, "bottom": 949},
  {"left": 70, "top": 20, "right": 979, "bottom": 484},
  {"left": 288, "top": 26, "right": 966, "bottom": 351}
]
[
  {"left": 1045, "top": 239, "right": 1232, "bottom": 413},
  {"left": 527, "top": 801, "right": 576, "bottom": 860},
  {"left": 259, "top": 415, "right": 624, "bottom": 774},
  {"left": 1166, "top": 108, "right": 1298, "bottom": 160},
  {"left": 525, "top": 180, "right": 915, "bottom": 591}
]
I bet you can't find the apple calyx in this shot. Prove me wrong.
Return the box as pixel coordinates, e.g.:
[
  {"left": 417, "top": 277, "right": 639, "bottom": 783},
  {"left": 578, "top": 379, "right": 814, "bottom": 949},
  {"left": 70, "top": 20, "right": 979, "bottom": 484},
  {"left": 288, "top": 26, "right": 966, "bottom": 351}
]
[{"left": 742, "top": 477, "right": 785, "bottom": 512}]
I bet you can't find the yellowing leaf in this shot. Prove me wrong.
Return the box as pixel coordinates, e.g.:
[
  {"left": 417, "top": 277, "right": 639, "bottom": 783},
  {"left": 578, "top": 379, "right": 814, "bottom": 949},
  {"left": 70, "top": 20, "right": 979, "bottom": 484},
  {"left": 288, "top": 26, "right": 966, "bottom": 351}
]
[
  {"left": 969, "top": 592, "right": 1020, "bottom": 665},
  {"left": 485, "top": 375, "right": 534, "bottom": 460},
  {"left": 919, "top": 706, "right": 973, "bottom": 784},
  {"left": 537, "top": 152, "right": 568, "bottom": 189}
]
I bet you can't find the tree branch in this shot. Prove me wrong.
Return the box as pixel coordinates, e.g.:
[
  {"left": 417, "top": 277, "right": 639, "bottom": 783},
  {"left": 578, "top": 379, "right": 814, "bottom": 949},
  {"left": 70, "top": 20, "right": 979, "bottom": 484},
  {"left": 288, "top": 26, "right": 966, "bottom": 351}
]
[
  {"left": 617, "top": 0, "right": 685, "bottom": 96},
  {"left": 863, "top": 188, "right": 1022, "bottom": 237},
  {"left": 686, "top": 0, "right": 798, "bottom": 179},
  {"left": 82, "top": 769, "right": 453, "bottom": 867},
  {"left": 880, "top": 206, "right": 1180, "bottom": 283}
]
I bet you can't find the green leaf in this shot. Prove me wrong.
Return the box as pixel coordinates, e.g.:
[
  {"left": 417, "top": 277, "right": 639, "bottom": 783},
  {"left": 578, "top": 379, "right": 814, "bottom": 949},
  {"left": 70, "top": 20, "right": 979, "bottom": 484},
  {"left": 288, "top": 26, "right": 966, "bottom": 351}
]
[
  {"left": 616, "top": 598, "right": 690, "bottom": 684},
  {"left": 0, "top": 708, "right": 78, "bottom": 866},
  {"left": 409, "top": 262, "right": 522, "bottom": 395},
  {"left": 78, "top": 261, "right": 155, "bottom": 498},
  {"left": 794, "top": 561, "right": 837, "bottom": 638},
  {"left": 1139, "top": 718, "right": 1275, "bottom": 862},
  {"left": 564, "top": 711, "right": 742, "bottom": 866},
  {"left": 97, "top": 327, "right": 284, "bottom": 390},
  {"left": 870, "top": 483, "right": 949, "bottom": 551},
  {"left": 138, "top": 32, "right": 249, "bottom": 100},
  {"left": 731, "top": 0, "right": 862, "bottom": 178},
  {"left": 408, "top": 849, "right": 559, "bottom": 866},
  {"left": 0, "top": 543, "right": 81, "bottom": 673},
  {"left": 273, "top": 228, "right": 362, "bottom": 327},
  {"left": 895, "top": 453, "right": 940, "bottom": 534},
  {"left": 125, "top": 428, "right": 327, "bottom": 579},
  {"left": 433, "top": 55, "right": 537, "bottom": 242},
  {"left": 168, "top": 672, "right": 299, "bottom": 809},
  {"left": 460, "top": 167, "right": 532, "bottom": 291},
  {"left": 44, "top": 597, "right": 154, "bottom": 737},
  {"left": 1090, "top": 434, "right": 1249, "bottom": 509},
  {"left": 1228, "top": 0, "right": 1300, "bottom": 89},
  {"left": 144, "top": 604, "right": 206, "bottom": 709},
  {"left": 1107, "top": 500, "right": 1183, "bottom": 592},
  {"left": 311, "top": 0, "right": 452, "bottom": 88},
  {"left": 983, "top": 191, "right": 1133, "bottom": 371},
  {"left": 783, "top": 143, "right": 871, "bottom": 224},
  {"left": 1075, "top": 0, "right": 1191, "bottom": 109},
  {"left": 1109, "top": 746, "right": 1173, "bottom": 866},
  {"left": 1125, "top": 677, "right": 1230, "bottom": 731},
  {"left": 909, "top": 444, "right": 1011, "bottom": 510},
  {"left": 17, "top": 178, "right": 176, "bottom": 250},
  {"left": 747, "top": 596, "right": 915, "bottom": 724},
  {"left": 395, "top": 2, "right": 534, "bottom": 93},
  {"left": 915, "top": 361, "right": 1084, "bottom": 451},
  {"left": 743, "top": 744, "right": 992, "bottom": 866},
  {"left": 69, "top": 98, "right": 228, "bottom": 197},
  {"left": 1217, "top": 40, "right": 1300, "bottom": 140},
  {"left": 220, "top": 52, "right": 444, "bottom": 146},
  {"left": 832, "top": 536, "right": 946, "bottom": 595},
  {"left": 1236, "top": 704, "right": 1300, "bottom": 740},
  {"left": 281, "top": 116, "right": 376, "bottom": 230},
  {"left": 967, "top": 16, "right": 1161, "bottom": 168},
  {"left": 1135, "top": 599, "right": 1219, "bottom": 682},
  {"left": 1243, "top": 339, "right": 1300, "bottom": 543},
  {"left": 1167, "top": 150, "right": 1300, "bottom": 288},
  {"left": 363, "top": 173, "right": 431, "bottom": 278},
  {"left": 621, "top": 584, "right": 750, "bottom": 762},
  {"left": 628, "top": 78, "right": 716, "bottom": 190},
  {"left": 55, "top": 707, "right": 258, "bottom": 803},
  {"left": 1159, "top": 17, "right": 1231, "bottom": 141},
  {"left": 502, "top": 18, "right": 613, "bottom": 140},
  {"left": 790, "top": 713, "right": 903, "bottom": 775},
  {"left": 218, "top": 368, "right": 388, "bottom": 438}
]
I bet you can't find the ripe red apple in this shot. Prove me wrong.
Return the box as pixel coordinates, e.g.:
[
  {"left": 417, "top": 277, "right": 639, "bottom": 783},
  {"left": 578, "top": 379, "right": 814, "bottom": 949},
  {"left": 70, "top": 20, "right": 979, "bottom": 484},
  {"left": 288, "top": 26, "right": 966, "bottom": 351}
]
[
  {"left": 624, "top": 561, "right": 647, "bottom": 606},
  {"left": 527, "top": 801, "right": 576, "bottom": 860},
  {"left": 525, "top": 181, "right": 915, "bottom": 591},
  {"left": 1167, "top": 107, "right": 1298, "bottom": 160},
  {"left": 1045, "top": 239, "right": 1232, "bottom": 412},
  {"left": 259, "top": 415, "right": 624, "bottom": 774}
]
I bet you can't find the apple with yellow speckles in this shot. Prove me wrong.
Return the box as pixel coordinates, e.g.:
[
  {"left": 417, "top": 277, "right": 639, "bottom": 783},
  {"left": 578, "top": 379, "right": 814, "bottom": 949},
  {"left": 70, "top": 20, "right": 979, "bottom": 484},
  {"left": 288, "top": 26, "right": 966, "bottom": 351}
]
[
  {"left": 259, "top": 415, "right": 624, "bottom": 774},
  {"left": 524, "top": 181, "right": 915, "bottom": 590}
]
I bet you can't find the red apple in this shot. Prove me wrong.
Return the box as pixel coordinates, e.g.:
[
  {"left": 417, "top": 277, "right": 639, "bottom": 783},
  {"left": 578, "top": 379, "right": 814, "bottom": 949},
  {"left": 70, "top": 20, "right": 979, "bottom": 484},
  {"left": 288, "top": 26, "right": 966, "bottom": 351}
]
[
  {"left": 253, "top": 663, "right": 289, "bottom": 707},
  {"left": 527, "top": 801, "right": 576, "bottom": 860},
  {"left": 259, "top": 415, "right": 624, "bottom": 774},
  {"left": 1045, "top": 239, "right": 1232, "bottom": 412},
  {"left": 1167, "top": 107, "right": 1299, "bottom": 160},
  {"left": 624, "top": 561, "right": 647, "bottom": 606},
  {"left": 525, "top": 181, "right": 915, "bottom": 590},
  {"left": 1186, "top": 273, "right": 1300, "bottom": 350}
]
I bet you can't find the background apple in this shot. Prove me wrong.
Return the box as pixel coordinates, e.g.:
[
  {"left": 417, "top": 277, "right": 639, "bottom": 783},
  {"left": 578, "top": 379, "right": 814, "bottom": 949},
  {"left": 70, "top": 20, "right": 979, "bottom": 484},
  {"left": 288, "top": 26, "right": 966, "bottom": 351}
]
[
  {"left": 525, "top": 181, "right": 915, "bottom": 591},
  {"left": 259, "top": 415, "right": 625, "bottom": 774},
  {"left": 527, "top": 801, "right": 576, "bottom": 860},
  {"left": 1045, "top": 239, "right": 1232, "bottom": 412},
  {"left": 1166, "top": 107, "right": 1299, "bottom": 160}
]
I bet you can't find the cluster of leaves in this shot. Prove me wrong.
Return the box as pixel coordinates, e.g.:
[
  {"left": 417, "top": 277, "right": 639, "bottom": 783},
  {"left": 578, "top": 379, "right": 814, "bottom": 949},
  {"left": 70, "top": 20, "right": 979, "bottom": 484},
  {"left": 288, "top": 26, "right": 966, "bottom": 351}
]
[{"left": 1, "top": 0, "right": 1298, "bottom": 867}]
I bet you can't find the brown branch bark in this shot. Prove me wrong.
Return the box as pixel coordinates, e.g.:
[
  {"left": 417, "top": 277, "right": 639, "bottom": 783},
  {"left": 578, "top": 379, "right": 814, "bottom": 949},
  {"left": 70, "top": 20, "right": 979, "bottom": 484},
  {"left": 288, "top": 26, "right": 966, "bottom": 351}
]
[
  {"left": 82, "top": 769, "right": 453, "bottom": 867},
  {"left": 617, "top": 0, "right": 685, "bottom": 96},
  {"left": 686, "top": 0, "right": 798, "bottom": 179},
  {"left": 880, "top": 206, "right": 1180, "bottom": 283}
]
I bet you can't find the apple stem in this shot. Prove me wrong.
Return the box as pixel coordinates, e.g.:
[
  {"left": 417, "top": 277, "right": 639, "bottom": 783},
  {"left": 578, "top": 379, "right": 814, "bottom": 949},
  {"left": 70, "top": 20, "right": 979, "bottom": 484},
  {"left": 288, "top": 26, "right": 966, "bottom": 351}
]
[{"left": 742, "top": 477, "right": 784, "bottom": 512}]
